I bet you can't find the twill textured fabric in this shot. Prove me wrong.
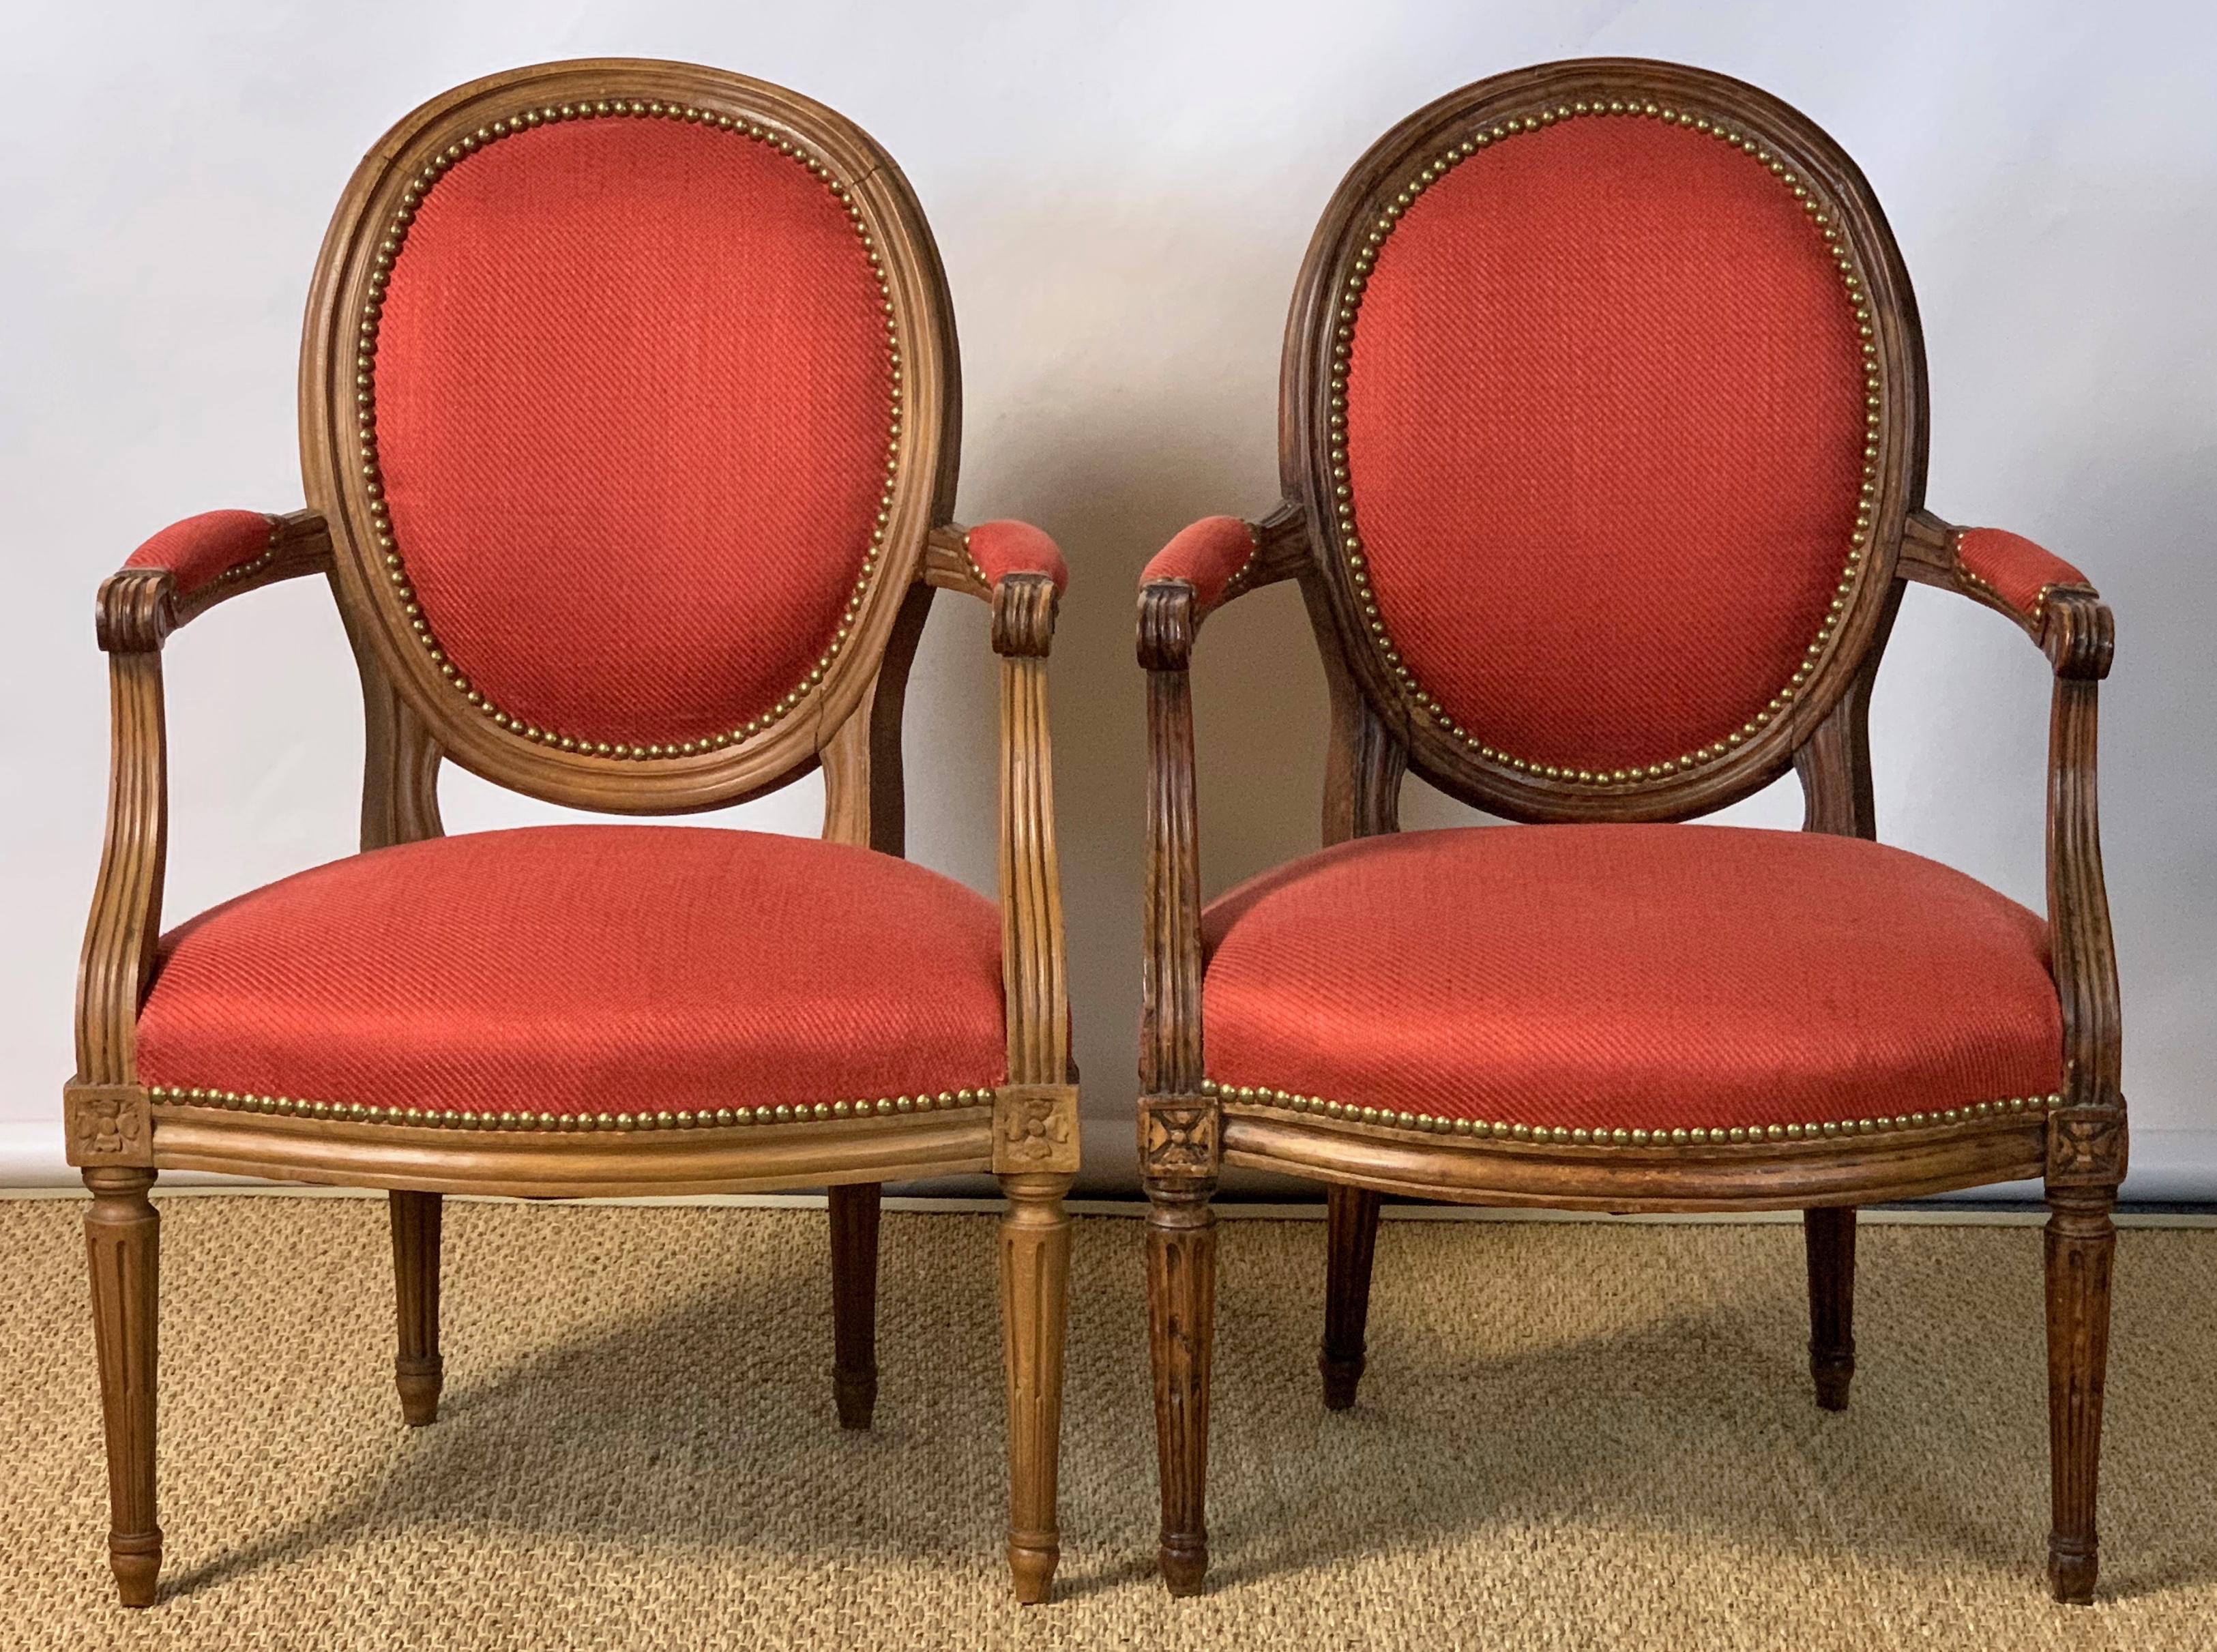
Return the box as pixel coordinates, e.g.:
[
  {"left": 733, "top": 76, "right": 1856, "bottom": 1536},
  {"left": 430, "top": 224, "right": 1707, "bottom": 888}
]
[
  {"left": 1345, "top": 117, "right": 1868, "bottom": 773},
  {"left": 1955, "top": 527, "right": 2095, "bottom": 621},
  {"left": 1141, "top": 516, "right": 1258, "bottom": 615},
  {"left": 965, "top": 519, "right": 1070, "bottom": 591},
  {"left": 371, "top": 118, "right": 894, "bottom": 747},
  {"left": 123, "top": 511, "right": 278, "bottom": 596},
  {"left": 136, "top": 825, "right": 1008, "bottom": 1117},
  {"left": 1200, "top": 824, "right": 2064, "bottom": 1132}
]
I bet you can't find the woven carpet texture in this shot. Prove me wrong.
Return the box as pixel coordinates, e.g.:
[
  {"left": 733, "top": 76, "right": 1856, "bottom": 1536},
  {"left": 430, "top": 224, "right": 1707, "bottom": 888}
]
[{"left": 3, "top": 1197, "right": 2213, "bottom": 1650}]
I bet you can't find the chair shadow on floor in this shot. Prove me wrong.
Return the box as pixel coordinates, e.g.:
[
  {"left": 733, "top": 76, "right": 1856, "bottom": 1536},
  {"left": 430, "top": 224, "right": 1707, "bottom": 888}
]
[{"left": 147, "top": 1214, "right": 2217, "bottom": 1607}]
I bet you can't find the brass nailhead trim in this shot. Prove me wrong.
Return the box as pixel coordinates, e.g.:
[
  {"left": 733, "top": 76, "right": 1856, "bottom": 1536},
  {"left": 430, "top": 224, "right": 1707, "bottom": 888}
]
[
  {"left": 357, "top": 100, "right": 904, "bottom": 761},
  {"left": 150, "top": 1083, "right": 995, "bottom": 1131},
  {"left": 1327, "top": 100, "right": 1882, "bottom": 788},
  {"left": 1952, "top": 531, "right": 2088, "bottom": 625},
  {"left": 1216, "top": 523, "right": 1265, "bottom": 605},
  {"left": 194, "top": 518, "right": 286, "bottom": 598},
  {"left": 1205, "top": 1078, "right": 2065, "bottom": 1146}
]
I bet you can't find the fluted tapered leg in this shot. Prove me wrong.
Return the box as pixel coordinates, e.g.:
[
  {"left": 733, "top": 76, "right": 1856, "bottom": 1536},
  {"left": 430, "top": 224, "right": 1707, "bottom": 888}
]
[
  {"left": 390, "top": 1190, "right": 443, "bottom": 1427},
  {"left": 999, "top": 1170, "right": 1072, "bottom": 1604},
  {"left": 1146, "top": 1179, "right": 1216, "bottom": 1595},
  {"left": 2045, "top": 1185, "right": 2115, "bottom": 1604},
  {"left": 828, "top": 1182, "right": 881, "bottom": 1430},
  {"left": 84, "top": 1167, "right": 160, "bottom": 1607},
  {"left": 1804, "top": 1206, "right": 1856, "bottom": 1411},
  {"left": 1321, "top": 1183, "right": 1381, "bottom": 1410}
]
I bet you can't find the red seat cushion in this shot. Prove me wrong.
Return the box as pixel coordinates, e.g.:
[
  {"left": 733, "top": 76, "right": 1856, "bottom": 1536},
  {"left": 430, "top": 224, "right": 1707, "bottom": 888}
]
[
  {"left": 1201, "top": 825, "right": 2062, "bottom": 1135},
  {"left": 138, "top": 826, "right": 1007, "bottom": 1120}
]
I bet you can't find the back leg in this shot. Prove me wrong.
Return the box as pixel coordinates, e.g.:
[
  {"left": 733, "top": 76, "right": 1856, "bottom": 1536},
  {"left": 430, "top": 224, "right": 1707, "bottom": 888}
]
[
  {"left": 390, "top": 1191, "right": 443, "bottom": 1426},
  {"left": 1321, "top": 1183, "right": 1382, "bottom": 1410},
  {"left": 829, "top": 1182, "right": 881, "bottom": 1430},
  {"left": 1804, "top": 1205, "right": 1856, "bottom": 1411}
]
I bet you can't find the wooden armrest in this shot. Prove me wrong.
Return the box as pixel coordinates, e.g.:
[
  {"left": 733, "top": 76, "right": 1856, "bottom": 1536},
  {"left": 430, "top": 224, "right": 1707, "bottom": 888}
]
[
  {"left": 103, "top": 509, "right": 333, "bottom": 647},
  {"left": 1136, "top": 501, "right": 1310, "bottom": 665}
]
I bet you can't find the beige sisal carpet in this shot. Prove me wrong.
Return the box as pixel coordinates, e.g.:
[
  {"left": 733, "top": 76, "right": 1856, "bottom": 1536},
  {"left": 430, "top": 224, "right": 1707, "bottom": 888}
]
[{"left": 2, "top": 1195, "right": 2214, "bottom": 1650}]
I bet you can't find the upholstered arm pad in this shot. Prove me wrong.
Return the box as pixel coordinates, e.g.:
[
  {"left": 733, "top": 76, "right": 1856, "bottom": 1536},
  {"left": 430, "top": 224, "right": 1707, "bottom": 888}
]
[
  {"left": 1141, "top": 516, "right": 1259, "bottom": 615},
  {"left": 967, "top": 519, "right": 1068, "bottom": 592},
  {"left": 1954, "top": 527, "right": 2096, "bottom": 625},
  {"left": 122, "top": 510, "right": 284, "bottom": 597},
  {"left": 102, "top": 508, "right": 333, "bottom": 649}
]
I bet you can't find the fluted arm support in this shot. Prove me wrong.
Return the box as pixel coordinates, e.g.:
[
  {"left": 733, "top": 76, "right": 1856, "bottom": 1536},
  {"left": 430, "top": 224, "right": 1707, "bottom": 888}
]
[
  {"left": 1903, "top": 510, "right": 2122, "bottom": 1179},
  {"left": 74, "top": 511, "right": 332, "bottom": 1096},
  {"left": 1134, "top": 502, "right": 1315, "bottom": 1100},
  {"left": 1139, "top": 580, "right": 1204, "bottom": 1099},
  {"left": 991, "top": 572, "right": 1070, "bottom": 1089}
]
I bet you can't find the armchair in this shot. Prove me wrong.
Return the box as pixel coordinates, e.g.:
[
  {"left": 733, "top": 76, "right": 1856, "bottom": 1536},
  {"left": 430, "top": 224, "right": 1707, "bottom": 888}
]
[
  {"left": 69, "top": 60, "right": 1076, "bottom": 1607},
  {"left": 1137, "top": 59, "right": 2122, "bottom": 1605}
]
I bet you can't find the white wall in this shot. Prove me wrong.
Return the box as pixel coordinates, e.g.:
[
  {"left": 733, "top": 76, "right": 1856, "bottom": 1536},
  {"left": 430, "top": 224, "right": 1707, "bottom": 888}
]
[{"left": 3, "top": 0, "right": 2211, "bottom": 1196}]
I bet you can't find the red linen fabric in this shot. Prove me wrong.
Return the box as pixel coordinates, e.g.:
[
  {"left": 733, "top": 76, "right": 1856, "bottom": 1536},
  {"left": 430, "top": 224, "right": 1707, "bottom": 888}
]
[
  {"left": 123, "top": 511, "right": 276, "bottom": 596},
  {"left": 1955, "top": 527, "right": 2094, "bottom": 621},
  {"left": 1345, "top": 117, "right": 1868, "bottom": 772},
  {"left": 967, "top": 519, "right": 1068, "bottom": 591},
  {"left": 137, "top": 825, "right": 1007, "bottom": 1117},
  {"left": 1141, "top": 516, "right": 1257, "bottom": 614},
  {"left": 1201, "top": 825, "right": 2062, "bottom": 1132},
  {"left": 372, "top": 117, "right": 894, "bottom": 746}
]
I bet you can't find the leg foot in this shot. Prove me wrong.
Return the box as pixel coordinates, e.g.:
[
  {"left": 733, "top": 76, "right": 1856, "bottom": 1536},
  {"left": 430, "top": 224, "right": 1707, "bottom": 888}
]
[
  {"left": 829, "top": 1183, "right": 881, "bottom": 1431},
  {"left": 1147, "top": 1177, "right": 1216, "bottom": 1595},
  {"left": 999, "top": 1171, "right": 1071, "bottom": 1605},
  {"left": 1320, "top": 1183, "right": 1381, "bottom": 1411},
  {"left": 1804, "top": 1206, "right": 1856, "bottom": 1412},
  {"left": 85, "top": 1167, "right": 161, "bottom": 1608},
  {"left": 390, "top": 1190, "right": 443, "bottom": 1427},
  {"left": 2045, "top": 1184, "right": 2115, "bottom": 1604}
]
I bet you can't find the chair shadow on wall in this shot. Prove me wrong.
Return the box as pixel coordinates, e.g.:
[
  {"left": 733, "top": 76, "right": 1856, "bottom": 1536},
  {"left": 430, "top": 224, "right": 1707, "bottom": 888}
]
[{"left": 150, "top": 1217, "right": 2216, "bottom": 1605}]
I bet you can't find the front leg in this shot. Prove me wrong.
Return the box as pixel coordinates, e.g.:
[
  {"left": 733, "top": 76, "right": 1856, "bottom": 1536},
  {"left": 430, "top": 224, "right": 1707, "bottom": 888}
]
[
  {"left": 997, "top": 1168, "right": 1073, "bottom": 1604},
  {"left": 1145, "top": 1175, "right": 1216, "bottom": 1595},
  {"left": 84, "top": 1166, "right": 162, "bottom": 1606}
]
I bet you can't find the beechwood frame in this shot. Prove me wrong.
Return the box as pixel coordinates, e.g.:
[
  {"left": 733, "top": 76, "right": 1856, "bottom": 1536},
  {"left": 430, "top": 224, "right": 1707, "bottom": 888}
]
[
  {"left": 1137, "top": 59, "right": 2124, "bottom": 1604},
  {"left": 68, "top": 60, "right": 1077, "bottom": 1607}
]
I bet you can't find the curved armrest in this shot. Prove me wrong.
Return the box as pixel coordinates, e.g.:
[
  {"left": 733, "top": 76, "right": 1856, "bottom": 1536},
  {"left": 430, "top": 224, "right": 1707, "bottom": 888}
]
[
  {"left": 70, "top": 508, "right": 333, "bottom": 1162},
  {"left": 1955, "top": 527, "right": 2097, "bottom": 627},
  {"left": 1902, "top": 510, "right": 2122, "bottom": 1180},
  {"left": 1135, "top": 501, "right": 1310, "bottom": 668},
  {"left": 104, "top": 509, "right": 334, "bottom": 647},
  {"left": 967, "top": 518, "right": 1068, "bottom": 591},
  {"left": 922, "top": 518, "right": 1068, "bottom": 601},
  {"left": 1142, "top": 516, "right": 1260, "bottom": 617},
  {"left": 1901, "top": 510, "right": 2105, "bottom": 674}
]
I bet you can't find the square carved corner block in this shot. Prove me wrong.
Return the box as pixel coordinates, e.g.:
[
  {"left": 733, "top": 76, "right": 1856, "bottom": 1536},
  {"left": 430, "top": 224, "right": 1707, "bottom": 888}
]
[
  {"left": 993, "top": 1084, "right": 1081, "bottom": 1176},
  {"left": 65, "top": 1085, "right": 153, "bottom": 1168}
]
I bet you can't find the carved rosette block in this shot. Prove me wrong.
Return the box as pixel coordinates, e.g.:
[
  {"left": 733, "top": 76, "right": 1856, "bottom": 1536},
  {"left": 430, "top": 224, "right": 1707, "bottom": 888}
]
[
  {"left": 2046, "top": 1104, "right": 2128, "bottom": 1189},
  {"left": 1139, "top": 1095, "right": 1220, "bottom": 1180},
  {"left": 993, "top": 1083, "right": 1079, "bottom": 1177},
  {"left": 65, "top": 1085, "right": 154, "bottom": 1168}
]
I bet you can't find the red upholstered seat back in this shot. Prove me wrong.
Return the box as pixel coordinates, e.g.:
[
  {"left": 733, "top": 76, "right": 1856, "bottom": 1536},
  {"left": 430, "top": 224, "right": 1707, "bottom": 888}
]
[
  {"left": 367, "top": 110, "right": 898, "bottom": 753},
  {"left": 1340, "top": 107, "right": 1873, "bottom": 782}
]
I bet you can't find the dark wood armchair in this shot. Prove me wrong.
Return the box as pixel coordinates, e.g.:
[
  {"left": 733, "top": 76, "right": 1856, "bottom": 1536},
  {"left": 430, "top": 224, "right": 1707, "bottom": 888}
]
[
  {"left": 1137, "top": 59, "right": 2121, "bottom": 1604},
  {"left": 69, "top": 60, "right": 1078, "bottom": 1607}
]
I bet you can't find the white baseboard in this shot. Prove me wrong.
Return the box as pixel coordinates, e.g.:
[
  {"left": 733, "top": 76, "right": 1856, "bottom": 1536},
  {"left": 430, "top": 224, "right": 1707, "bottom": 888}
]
[{"left": 6, "top": 1120, "right": 2210, "bottom": 1201}]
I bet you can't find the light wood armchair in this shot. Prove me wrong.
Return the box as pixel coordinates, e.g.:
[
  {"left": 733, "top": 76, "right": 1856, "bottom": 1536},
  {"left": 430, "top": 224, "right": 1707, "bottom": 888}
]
[{"left": 70, "top": 59, "right": 1077, "bottom": 1608}]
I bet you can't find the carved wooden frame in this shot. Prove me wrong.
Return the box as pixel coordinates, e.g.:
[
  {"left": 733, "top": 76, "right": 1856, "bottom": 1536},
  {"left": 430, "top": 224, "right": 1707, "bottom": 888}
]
[
  {"left": 70, "top": 59, "right": 1074, "bottom": 1608},
  {"left": 1138, "top": 57, "right": 2122, "bottom": 1606}
]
